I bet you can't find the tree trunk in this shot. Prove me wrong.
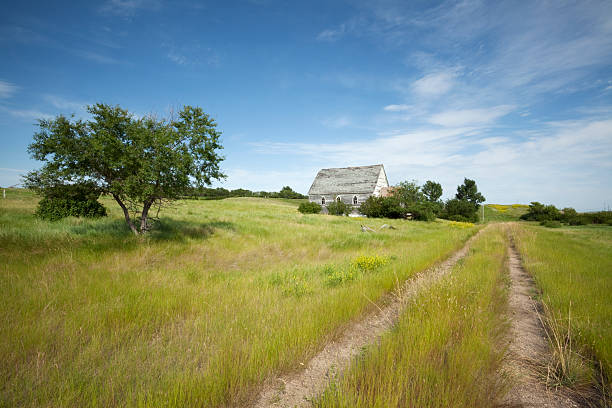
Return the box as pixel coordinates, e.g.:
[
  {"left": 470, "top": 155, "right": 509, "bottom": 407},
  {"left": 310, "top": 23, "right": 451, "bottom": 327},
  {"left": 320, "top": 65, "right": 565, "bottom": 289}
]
[
  {"left": 140, "top": 200, "right": 154, "bottom": 233},
  {"left": 113, "top": 194, "right": 138, "bottom": 235}
]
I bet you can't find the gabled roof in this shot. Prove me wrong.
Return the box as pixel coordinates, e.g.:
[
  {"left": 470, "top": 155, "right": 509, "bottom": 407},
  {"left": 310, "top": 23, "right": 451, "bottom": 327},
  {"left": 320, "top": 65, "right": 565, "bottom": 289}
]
[{"left": 308, "top": 164, "right": 387, "bottom": 195}]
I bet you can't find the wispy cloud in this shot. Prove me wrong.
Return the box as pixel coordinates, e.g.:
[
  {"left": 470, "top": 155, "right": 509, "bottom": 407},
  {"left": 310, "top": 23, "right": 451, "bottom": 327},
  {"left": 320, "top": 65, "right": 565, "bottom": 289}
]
[
  {"left": 322, "top": 115, "right": 353, "bottom": 129},
  {"left": 43, "top": 95, "right": 88, "bottom": 112},
  {"left": 0, "top": 107, "right": 53, "bottom": 121},
  {"left": 0, "top": 81, "right": 19, "bottom": 98},
  {"left": 412, "top": 71, "right": 456, "bottom": 97},
  {"left": 162, "top": 41, "right": 220, "bottom": 67},
  {"left": 99, "top": 0, "right": 162, "bottom": 16},
  {"left": 75, "top": 50, "right": 121, "bottom": 64},
  {"left": 383, "top": 104, "right": 411, "bottom": 112},
  {"left": 317, "top": 24, "right": 347, "bottom": 42},
  {"left": 428, "top": 105, "right": 514, "bottom": 127}
]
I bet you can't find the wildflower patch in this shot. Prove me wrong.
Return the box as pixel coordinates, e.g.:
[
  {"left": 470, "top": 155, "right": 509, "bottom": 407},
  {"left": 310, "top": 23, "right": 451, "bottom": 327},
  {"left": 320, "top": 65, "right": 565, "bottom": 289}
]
[{"left": 352, "top": 255, "right": 389, "bottom": 272}]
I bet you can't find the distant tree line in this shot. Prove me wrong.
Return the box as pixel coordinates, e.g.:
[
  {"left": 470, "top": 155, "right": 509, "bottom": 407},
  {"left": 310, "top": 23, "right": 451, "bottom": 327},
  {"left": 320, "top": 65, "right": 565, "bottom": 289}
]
[
  {"left": 358, "top": 178, "right": 484, "bottom": 222},
  {"left": 183, "top": 185, "right": 307, "bottom": 200},
  {"left": 520, "top": 202, "right": 612, "bottom": 226}
]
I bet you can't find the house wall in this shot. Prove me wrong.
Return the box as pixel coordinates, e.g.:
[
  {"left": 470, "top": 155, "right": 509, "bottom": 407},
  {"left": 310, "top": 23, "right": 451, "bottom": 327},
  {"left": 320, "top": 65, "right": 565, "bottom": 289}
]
[
  {"left": 308, "top": 193, "right": 372, "bottom": 207},
  {"left": 372, "top": 167, "right": 389, "bottom": 196}
]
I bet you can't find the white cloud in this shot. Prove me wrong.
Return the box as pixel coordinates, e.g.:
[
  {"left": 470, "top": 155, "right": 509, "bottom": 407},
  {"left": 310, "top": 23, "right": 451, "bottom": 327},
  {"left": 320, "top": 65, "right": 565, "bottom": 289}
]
[
  {"left": 383, "top": 104, "right": 411, "bottom": 112},
  {"left": 428, "top": 105, "right": 514, "bottom": 127},
  {"left": 412, "top": 71, "right": 455, "bottom": 97},
  {"left": 0, "top": 81, "right": 18, "bottom": 98},
  {"left": 0, "top": 107, "right": 53, "bottom": 120}
]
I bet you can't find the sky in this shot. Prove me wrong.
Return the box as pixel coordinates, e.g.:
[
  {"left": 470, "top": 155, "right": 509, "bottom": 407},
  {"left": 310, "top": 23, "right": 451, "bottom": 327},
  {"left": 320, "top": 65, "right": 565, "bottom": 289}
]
[{"left": 1, "top": 0, "right": 611, "bottom": 211}]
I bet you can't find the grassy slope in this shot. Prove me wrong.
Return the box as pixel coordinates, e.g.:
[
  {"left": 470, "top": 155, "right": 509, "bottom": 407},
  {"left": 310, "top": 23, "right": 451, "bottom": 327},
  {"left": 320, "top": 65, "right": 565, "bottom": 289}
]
[
  {"left": 0, "top": 190, "right": 477, "bottom": 407},
  {"left": 483, "top": 204, "right": 529, "bottom": 222},
  {"left": 511, "top": 223, "right": 612, "bottom": 397},
  {"left": 316, "top": 225, "right": 509, "bottom": 408}
]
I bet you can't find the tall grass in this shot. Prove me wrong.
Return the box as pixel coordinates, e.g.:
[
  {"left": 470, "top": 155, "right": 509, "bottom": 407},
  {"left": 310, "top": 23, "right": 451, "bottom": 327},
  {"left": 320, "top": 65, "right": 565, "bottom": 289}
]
[
  {"left": 0, "top": 190, "right": 478, "bottom": 407},
  {"left": 315, "top": 225, "right": 509, "bottom": 407},
  {"left": 511, "top": 223, "right": 612, "bottom": 404}
]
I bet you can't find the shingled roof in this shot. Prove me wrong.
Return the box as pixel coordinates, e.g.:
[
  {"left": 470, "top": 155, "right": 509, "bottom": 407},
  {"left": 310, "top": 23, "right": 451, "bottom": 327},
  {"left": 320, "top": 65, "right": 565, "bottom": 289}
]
[{"left": 308, "top": 164, "right": 387, "bottom": 195}]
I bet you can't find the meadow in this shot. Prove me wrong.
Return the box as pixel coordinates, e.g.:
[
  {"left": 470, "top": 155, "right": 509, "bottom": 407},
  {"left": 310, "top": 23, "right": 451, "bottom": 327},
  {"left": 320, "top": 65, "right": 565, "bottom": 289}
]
[
  {"left": 0, "top": 189, "right": 477, "bottom": 407},
  {"left": 511, "top": 223, "right": 612, "bottom": 403}
]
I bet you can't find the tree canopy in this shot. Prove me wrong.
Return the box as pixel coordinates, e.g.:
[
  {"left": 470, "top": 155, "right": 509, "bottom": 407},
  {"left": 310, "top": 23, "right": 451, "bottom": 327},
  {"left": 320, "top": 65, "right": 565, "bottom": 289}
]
[
  {"left": 25, "top": 103, "right": 225, "bottom": 234},
  {"left": 455, "top": 178, "right": 485, "bottom": 210},
  {"left": 422, "top": 180, "right": 443, "bottom": 203}
]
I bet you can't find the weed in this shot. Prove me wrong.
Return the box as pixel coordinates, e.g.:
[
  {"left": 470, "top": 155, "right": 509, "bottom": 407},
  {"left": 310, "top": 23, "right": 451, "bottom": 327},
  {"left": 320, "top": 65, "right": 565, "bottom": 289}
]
[
  {"left": 323, "top": 265, "right": 355, "bottom": 287},
  {"left": 352, "top": 255, "right": 389, "bottom": 272}
]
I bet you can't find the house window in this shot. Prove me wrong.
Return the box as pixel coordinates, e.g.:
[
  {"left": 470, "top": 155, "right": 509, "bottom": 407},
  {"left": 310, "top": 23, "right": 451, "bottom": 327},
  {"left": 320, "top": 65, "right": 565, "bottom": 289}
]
[
  {"left": 336, "top": 196, "right": 341, "bottom": 203},
  {"left": 353, "top": 195, "right": 358, "bottom": 205},
  {"left": 321, "top": 197, "right": 326, "bottom": 205}
]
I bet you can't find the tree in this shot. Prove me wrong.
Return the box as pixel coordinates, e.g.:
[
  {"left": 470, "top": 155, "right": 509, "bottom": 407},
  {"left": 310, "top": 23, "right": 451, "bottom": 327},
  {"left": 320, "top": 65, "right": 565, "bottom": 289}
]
[
  {"left": 25, "top": 103, "right": 225, "bottom": 234},
  {"left": 455, "top": 178, "right": 485, "bottom": 210},
  {"left": 395, "top": 180, "right": 424, "bottom": 205},
  {"left": 422, "top": 180, "right": 442, "bottom": 203}
]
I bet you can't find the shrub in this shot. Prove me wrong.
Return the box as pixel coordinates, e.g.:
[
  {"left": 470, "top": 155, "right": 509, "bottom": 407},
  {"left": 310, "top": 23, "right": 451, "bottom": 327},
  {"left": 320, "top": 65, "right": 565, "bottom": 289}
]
[
  {"left": 441, "top": 199, "right": 478, "bottom": 223},
  {"left": 34, "top": 183, "right": 107, "bottom": 221},
  {"left": 406, "top": 201, "right": 436, "bottom": 221},
  {"left": 520, "top": 202, "right": 561, "bottom": 222},
  {"left": 298, "top": 201, "right": 322, "bottom": 214},
  {"left": 540, "top": 220, "right": 562, "bottom": 228},
  {"left": 327, "top": 200, "right": 350, "bottom": 216},
  {"left": 359, "top": 196, "right": 406, "bottom": 219}
]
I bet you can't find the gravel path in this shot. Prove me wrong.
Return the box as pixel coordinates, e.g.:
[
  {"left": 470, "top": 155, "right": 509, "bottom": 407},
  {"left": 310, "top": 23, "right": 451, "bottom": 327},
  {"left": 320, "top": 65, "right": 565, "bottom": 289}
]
[{"left": 497, "top": 235, "right": 578, "bottom": 408}]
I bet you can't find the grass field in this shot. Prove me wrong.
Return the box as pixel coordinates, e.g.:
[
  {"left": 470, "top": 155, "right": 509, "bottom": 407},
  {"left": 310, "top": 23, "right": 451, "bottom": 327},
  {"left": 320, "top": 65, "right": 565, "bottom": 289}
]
[
  {"left": 315, "top": 224, "right": 509, "bottom": 407},
  {"left": 511, "top": 223, "right": 612, "bottom": 402},
  {"left": 0, "top": 189, "right": 478, "bottom": 407}
]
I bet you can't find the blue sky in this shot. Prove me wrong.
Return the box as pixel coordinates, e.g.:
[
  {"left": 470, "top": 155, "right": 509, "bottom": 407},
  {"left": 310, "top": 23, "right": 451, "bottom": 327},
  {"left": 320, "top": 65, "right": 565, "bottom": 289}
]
[{"left": 1, "top": 0, "right": 611, "bottom": 210}]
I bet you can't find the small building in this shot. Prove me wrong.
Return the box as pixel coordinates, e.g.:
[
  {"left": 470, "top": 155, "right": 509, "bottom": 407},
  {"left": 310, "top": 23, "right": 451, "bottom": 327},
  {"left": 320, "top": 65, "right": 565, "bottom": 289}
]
[{"left": 308, "top": 164, "right": 389, "bottom": 208}]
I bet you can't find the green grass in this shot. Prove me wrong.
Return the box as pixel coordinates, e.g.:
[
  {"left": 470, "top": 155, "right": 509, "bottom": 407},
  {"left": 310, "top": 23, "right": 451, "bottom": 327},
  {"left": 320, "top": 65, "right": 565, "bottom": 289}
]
[
  {"left": 315, "top": 224, "right": 509, "bottom": 408},
  {"left": 511, "top": 223, "right": 612, "bottom": 401},
  {"left": 0, "top": 189, "right": 478, "bottom": 407},
  {"left": 483, "top": 203, "right": 529, "bottom": 222}
]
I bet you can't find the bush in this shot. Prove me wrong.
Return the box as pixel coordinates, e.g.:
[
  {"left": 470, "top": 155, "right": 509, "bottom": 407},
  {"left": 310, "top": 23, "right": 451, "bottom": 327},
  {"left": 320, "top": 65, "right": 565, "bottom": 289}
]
[
  {"left": 34, "top": 183, "right": 107, "bottom": 221},
  {"left": 406, "top": 201, "right": 437, "bottom": 221},
  {"left": 327, "top": 200, "right": 350, "bottom": 216},
  {"left": 520, "top": 202, "right": 561, "bottom": 222},
  {"left": 359, "top": 196, "right": 406, "bottom": 219},
  {"left": 540, "top": 220, "right": 562, "bottom": 228},
  {"left": 298, "top": 201, "right": 322, "bottom": 214},
  {"left": 441, "top": 199, "right": 478, "bottom": 223}
]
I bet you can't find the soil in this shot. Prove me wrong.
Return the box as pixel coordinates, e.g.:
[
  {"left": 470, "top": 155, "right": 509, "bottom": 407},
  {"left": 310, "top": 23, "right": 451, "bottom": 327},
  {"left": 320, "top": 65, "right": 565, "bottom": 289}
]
[
  {"left": 252, "top": 227, "right": 488, "bottom": 408},
  {"left": 497, "top": 234, "right": 578, "bottom": 407}
]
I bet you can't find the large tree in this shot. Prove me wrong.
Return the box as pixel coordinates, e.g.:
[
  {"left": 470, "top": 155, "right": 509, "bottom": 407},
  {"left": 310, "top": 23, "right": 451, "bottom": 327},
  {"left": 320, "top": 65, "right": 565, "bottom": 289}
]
[
  {"left": 455, "top": 178, "right": 485, "bottom": 210},
  {"left": 25, "top": 103, "right": 225, "bottom": 234}
]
